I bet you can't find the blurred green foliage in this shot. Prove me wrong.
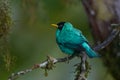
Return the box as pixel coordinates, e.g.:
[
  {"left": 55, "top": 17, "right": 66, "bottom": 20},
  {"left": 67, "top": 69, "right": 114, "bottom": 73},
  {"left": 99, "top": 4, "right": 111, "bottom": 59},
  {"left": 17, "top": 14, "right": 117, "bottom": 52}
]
[{"left": 0, "top": 0, "right": 115, "bottom": 80}]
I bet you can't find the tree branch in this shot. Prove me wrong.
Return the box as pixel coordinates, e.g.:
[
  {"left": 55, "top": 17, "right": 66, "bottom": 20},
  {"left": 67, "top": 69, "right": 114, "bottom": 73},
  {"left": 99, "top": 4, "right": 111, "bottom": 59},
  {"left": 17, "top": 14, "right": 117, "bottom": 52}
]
[
  {"left": 93, "top": 25, "right": 120, "bottom": 51},
  {"left": 8, "top": 25, "right": 120, "bottom": 80},
  {"left": 8, "top": 55, "right": 75, "bottom": 80},
  {"left": 74, "top": 52, "right": 88, "bottom": 80}
]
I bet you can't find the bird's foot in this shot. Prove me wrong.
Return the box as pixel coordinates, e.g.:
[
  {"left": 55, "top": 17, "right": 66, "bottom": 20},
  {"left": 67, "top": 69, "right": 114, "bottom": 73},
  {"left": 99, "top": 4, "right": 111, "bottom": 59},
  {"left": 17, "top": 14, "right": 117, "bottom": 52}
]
[{"left": 65, "top": 55, "right": 70, "bottom": 63}]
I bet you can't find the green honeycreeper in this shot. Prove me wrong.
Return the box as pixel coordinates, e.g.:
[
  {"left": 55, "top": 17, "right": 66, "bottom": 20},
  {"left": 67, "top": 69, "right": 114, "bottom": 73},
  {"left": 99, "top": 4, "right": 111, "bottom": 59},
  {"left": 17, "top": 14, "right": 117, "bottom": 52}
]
[{"left": 51, "top": 22, "right": 99, "bottom": 58}]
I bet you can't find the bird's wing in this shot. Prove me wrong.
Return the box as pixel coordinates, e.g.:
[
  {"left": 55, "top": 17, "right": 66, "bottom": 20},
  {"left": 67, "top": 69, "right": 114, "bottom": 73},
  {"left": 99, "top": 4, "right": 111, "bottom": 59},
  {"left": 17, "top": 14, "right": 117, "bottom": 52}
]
[{"left": 59, "top": 28, "right": 88, "bottom": 49}]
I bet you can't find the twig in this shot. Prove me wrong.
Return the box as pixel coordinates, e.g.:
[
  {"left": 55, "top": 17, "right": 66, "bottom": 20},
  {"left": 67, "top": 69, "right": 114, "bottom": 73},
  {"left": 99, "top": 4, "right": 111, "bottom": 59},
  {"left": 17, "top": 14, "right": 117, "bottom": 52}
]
[
  {"left": 93, "top": 26, "right": 120, "bottom": 51},
  {"left": 8, "top": 55, "right": 75, "bottom": 80},
  {"left": 75, "top": 52, "right": 88, "bottom": 80}
]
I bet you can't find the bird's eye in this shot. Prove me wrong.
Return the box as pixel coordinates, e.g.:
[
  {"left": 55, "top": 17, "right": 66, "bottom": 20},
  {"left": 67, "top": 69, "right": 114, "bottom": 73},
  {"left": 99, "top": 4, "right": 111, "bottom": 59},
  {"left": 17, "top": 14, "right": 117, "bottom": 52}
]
[
  {"left": 58, "top": 24, "right": 63, "bottom": 30},
  {"left": 57, "top": 22, "right": 65, "bottom": 30}
]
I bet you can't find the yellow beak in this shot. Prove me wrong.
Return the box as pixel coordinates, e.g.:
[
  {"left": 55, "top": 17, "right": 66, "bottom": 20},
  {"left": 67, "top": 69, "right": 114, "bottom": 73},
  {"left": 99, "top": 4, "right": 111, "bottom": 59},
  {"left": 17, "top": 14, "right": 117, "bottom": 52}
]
[{"left": 51, "top": 24, "right": 58, "bottom": 28}]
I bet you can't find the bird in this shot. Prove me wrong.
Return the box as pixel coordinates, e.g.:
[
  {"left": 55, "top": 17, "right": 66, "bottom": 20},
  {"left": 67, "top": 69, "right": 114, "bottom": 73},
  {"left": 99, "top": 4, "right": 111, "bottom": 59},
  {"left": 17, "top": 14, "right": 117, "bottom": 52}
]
[{"left": 51, "top": 22, "right": 100, "bottom": 58}]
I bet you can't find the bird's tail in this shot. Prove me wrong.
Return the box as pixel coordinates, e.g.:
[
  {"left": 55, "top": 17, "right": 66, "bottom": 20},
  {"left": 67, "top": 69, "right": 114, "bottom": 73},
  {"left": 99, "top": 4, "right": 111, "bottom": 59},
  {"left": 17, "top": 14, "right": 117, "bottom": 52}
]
[{"left": 81, "top": 42, "right": 100, "bottom": 58}]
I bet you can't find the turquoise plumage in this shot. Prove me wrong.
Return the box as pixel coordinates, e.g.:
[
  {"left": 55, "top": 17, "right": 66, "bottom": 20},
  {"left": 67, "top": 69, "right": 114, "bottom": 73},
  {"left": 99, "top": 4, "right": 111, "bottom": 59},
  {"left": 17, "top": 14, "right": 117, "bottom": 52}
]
[{"left": 52, "top": 22, "right": 99, "bottom": 58}]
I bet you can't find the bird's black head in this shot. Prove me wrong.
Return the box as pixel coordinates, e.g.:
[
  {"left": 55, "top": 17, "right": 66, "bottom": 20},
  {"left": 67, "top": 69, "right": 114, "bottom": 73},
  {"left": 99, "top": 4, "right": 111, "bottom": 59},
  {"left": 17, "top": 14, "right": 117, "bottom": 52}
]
[{"left": 57, "top": 22, "right": 65, "bottom": 30}]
